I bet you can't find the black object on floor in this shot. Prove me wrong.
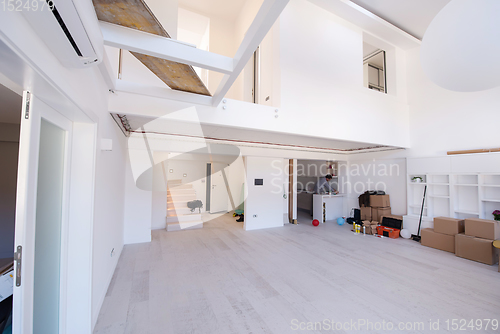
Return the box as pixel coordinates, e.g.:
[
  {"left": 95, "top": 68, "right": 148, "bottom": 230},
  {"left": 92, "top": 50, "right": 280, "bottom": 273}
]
[
  {"left": 412, "top": 185, "right": 427, "bottom": 242},
  {"left": 236, "top": 214, "right": 244, "bottom": 222},
  {"left": 0, "top": 295, "right": 12, "bottom": 334},
  {"left": 353, "top": 208, "right": 361, "bottom": 221},
  {"left": 187, "top": 200, "right": 203, "bottom": 213}
]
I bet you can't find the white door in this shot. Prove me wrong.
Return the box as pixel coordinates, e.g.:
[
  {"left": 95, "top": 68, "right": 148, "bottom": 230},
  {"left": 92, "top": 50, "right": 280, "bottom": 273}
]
[
  {"left": 210, "top": 163, "right": 229, "bottom": 213},
  {"left": 13, "top": 92, "right": 72, "bottom": 334}
]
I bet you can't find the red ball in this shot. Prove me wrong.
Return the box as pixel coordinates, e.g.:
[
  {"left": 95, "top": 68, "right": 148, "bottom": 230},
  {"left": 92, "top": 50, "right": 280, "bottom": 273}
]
[{"left": 312, "top": 219, "right": 320, "bottom": 226}]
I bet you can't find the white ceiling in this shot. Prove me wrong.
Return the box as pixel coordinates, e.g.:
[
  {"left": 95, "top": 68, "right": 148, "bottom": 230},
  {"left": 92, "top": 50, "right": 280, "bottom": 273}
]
[
  {"left": 116, "top": 114, "right": 394, "bottom": 152},
  {"left": 0, "top": 84, "right": 22, "bottom": 124},
  {"left": 350, "top": 0, "right": 451, "bottom": 40},
  {"left": 178, "top": 0, "right": 248, "bottom": 21}
]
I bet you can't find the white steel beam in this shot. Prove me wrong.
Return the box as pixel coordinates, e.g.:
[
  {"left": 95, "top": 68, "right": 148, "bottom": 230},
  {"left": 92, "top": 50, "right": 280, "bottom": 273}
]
[
  {"left": 97, "top": 48, "right": 116, "bottom": 91},
  {"left": 100, "top": 22, "right": 234, "bottom": 74},
  {"left": 212, "top": 0, "right": 289, "bottom": 106},
  {"left": 114, "top": 80, "right": 213, "bottom": 106}
]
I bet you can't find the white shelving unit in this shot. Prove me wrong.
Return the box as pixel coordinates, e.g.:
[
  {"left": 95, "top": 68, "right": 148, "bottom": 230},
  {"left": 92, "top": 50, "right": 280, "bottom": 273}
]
[
  {"left": 404, "top": 154, "right": 500, "bottom": 234},
  {"left": 479, "top": 174, "right": 500, "bottom": 220},
  {"left": 407, "top": 171, "right": 500, "bottom": 221}
]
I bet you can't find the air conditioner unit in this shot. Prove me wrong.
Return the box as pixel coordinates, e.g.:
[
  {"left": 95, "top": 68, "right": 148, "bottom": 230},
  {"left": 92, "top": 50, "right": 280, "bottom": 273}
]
[{"left": 22, "top": 0, "right": 103, "bottom": 68}]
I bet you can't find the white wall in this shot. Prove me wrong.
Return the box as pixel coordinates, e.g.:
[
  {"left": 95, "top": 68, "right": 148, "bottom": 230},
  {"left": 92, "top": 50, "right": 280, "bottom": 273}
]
[
  {"left": 405, "top": 47, "right": 500, "bottom": 157},
  {"left": 167, "top": 158, "right": 208, "bottom": 206},
  {"left": 205, "top": 13, "right": 241, "bottom": 99},
  {"left": 244, "top": 156, "right": 284, "bottom": 230},
  {"left": 0, "top": 122, "right": 20, "bottom": 258},
  {"left": 151, "top": 151, "right": 168, "bottom": 230},
  {"left": 345, "top": 157, "right": 407, "bottom": 216},
  {"left": 147, "top": 0, "right": 178, "bottom": 39},
  {"left": 123, "top": 149, "right": 153, "bottom": 243},
  {"left": 226, "top": 156, "right": 246, "bottom": 211},
  {"left": 278, "top": 0, "right": 410, "bottom": 148}
]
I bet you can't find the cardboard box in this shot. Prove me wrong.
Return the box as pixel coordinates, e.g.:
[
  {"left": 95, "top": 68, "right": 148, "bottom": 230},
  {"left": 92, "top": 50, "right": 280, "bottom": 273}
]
[
  {"left": 455, "top": 233, "right": 499, "bottom": 265},
  {"left": 360, "top": 206, "right": 372, "bottom": 221},
  {"left": 362, "top": 220, "right": 371, "bottom": 226},
  {"left": 370, "top": 221, "right": 379, "bottom": 225},
  {"left": 371, "top": 207, "right": 391, "bottom": 223},
  {"left": 363, "top": 225, "right": 372, "bottom": 235},
  {"left": 464, "top": 218, "right": 500, "bottom": 240},
  {"left": 421, "top": 228, "right": 455, "bottom": 253},
  {"left": 434, "top": 217, "right": 465, "bottom": 236},
  {"left": 370, "top": 195, "right": 390, "bottom": 208}
]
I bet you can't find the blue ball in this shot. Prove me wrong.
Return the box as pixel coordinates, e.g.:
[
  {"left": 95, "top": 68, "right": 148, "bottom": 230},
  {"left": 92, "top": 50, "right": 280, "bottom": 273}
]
[{"left": 337, "top": 217, "right": 345, "bottom": 225}]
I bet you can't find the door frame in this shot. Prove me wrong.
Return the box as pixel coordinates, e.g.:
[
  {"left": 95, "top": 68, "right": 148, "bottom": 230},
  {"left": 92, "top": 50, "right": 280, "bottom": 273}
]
[
  {"left": 13, "top": 92, "right": 97, "bottom": 334},
  {"left": 13, "top": 92, "right": 73, "bottom": 334}
]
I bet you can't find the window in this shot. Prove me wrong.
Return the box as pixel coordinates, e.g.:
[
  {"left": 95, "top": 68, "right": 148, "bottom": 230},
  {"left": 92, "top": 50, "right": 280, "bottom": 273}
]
[{"left": 363, "top": 43, "right": 386, "bottom": 93}]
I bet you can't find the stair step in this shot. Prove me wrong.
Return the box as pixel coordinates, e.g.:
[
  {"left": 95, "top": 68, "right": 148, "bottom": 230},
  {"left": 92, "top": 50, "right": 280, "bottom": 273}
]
[
  {"left": 167, "top": 194, "right": 196, "bottom": 200},
  {"left": 167, "top": 184, "right": 193, "bottom": 190},
  {"left": 167, "top": 201, "right": 189, "bottom": 208},
  {"left": 167, "top": 188, "right": 196, "bottom": 194},
  {"left": 166, "top": 214, "right": 202, "bottom": 223},
  {"left": 167, "top": 207, "right": 197, "bottom": 215},
  {"left": 166, "top": 221, "right": 203, "bottom": 231}
]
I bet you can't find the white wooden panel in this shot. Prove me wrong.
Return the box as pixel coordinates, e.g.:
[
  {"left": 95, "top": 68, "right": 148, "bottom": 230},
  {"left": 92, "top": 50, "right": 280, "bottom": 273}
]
[
  {"left": 451, "top": 153, "right": 500, "bottom": 173},
  {"left": 244, "top": 157, "right": 284, "bottom": 230},
  {"left": 407, "top": 156, "right": 451, "bottom": 174},
  {"left": 402, "top": 215, "right": 433, "bottom": 236}
]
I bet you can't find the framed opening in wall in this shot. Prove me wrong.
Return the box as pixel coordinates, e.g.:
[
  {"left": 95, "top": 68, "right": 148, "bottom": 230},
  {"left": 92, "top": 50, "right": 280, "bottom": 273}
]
[{"left": 363, "top": 42, "right": 387, "bottom": 94}]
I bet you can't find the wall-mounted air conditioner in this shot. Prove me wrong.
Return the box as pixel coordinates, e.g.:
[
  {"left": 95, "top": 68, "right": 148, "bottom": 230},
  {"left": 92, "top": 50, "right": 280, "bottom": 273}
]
[{"left": 22, "top": 0, "right": 103, "bottom": 68}]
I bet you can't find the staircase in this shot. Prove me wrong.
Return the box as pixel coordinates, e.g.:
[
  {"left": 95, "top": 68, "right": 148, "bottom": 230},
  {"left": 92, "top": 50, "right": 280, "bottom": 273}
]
[{"left": 166, "top": 180, "right": 203, "bottom": 231}]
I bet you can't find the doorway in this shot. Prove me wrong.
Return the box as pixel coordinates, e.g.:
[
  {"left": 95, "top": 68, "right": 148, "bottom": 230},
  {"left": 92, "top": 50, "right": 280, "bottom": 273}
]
[
  {"left": 207, "top": 162, "right": 230, "bottom": 214},
  {"left": 11, "top": 92, "right": 97, "bottom": 334},
  {"left": 0, "top": 83, "right": 22, "bottom": 334}
]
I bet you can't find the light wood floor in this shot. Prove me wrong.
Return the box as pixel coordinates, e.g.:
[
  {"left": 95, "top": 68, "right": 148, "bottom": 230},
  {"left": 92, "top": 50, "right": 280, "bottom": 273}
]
[{"left": 94, "top": 213, "right": 500, "bottom": 334}]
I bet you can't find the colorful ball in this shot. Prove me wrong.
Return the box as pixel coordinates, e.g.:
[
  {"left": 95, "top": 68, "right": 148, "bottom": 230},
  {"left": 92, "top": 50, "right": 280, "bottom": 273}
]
[{"left": 312, "top": 219, "right": 320, "bottom": 226}]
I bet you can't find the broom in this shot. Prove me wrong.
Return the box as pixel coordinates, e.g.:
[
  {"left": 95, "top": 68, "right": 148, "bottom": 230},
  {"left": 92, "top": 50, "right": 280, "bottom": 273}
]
[{"left": 411, "top": 185, "right": 427, "bottom": 242}]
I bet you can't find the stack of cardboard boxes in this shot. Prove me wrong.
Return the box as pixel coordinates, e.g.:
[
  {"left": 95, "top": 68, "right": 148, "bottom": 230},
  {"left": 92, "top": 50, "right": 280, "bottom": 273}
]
[
  {"left": 456, "top": 218, "right": 500, "bottom": 265},
  {"left": 421, "top": 217, "right": 463, "bottom": 253},
  {"left": 361, "top": 220, "right": 378, "bottom": 235},
  {"left": 359, "top": 194, "right": 403, "bottom": 236},
  {"left": 421, "top": 217, "right": 500, "bottom": 266},
  {"left": 360, "top": 194, "right": 391, "bottom": 223}
]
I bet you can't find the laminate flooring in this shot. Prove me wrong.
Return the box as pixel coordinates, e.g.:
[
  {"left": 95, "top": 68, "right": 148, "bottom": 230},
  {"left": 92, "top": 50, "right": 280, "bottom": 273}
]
[{"left": 94, "top": 213, "right": 500, "bottom": 334}]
